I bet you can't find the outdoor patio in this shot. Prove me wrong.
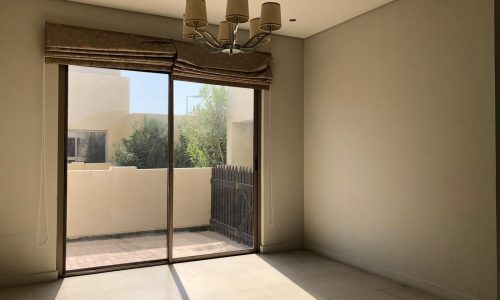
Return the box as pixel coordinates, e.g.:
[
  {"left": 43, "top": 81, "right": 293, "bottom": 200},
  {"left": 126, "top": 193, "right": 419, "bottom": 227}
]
[
  {"left": 66, "top": 166, "right": 254, "bottom": 271},
  {"left": 66, "top": 231, "right": 250, "bottom": 270}
]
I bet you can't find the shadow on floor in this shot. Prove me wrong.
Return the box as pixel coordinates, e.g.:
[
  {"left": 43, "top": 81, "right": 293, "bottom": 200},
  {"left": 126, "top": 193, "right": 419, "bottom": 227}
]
[
  {"left": 256, "top": 251, "right": 443, "bottom": 300},
  {"left": 0, "top": 251, "right": 442, "bottom": 300},
  {"left": 168, "top": 265, "right": 190, "bottom": 300}
]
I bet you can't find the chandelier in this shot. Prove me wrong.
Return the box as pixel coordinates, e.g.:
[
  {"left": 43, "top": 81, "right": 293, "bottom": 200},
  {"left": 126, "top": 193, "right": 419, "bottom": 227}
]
[{"left": 183, "top": 0, "right": 282, "bottom": 54}]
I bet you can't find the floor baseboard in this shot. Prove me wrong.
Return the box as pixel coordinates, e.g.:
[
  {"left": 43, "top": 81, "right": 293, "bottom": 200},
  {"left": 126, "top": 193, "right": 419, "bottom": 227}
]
[
  {"left": 260, "top": 241, "right": 303, "bottom": 253},
  {"left": 0, "top": 270, "right": 58, "bottom": 288}
]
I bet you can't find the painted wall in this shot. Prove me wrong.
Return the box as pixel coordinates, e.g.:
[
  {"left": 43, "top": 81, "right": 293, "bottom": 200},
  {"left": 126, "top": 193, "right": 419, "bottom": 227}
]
[
  {"left": 67, "top": 162, "right": 111, "bottom": 171},
  {"left": 67, "top": 167, "right": 211, "bottom": 238},
  {"left": 68, "top": 66, "right": 129, "bottom": 162},
  {"left": 261, "top": 34, "right": 305, "bottom": 252},
  {"left": 226, "top": 87, "right": 254, "bottom": 168},
  {"left": 0, "top": 0, "right": 304, "bottom": 284},
  {"left": 68, "top": 66, "right": 129, "bottom": 128},
  {"left": 304, "top": 1, "right": 495, "bottom": 300}
]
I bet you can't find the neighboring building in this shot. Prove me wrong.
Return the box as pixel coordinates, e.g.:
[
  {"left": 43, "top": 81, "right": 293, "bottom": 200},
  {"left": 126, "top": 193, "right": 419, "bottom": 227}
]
[{"left": 68, "top": 66, "right": 130, "bottom": 163}]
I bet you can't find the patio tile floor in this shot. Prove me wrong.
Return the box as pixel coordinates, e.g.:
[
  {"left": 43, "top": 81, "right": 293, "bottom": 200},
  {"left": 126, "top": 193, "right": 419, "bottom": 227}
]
[{"left": 66, "top": 230, "right": 250, "bottom": 271}]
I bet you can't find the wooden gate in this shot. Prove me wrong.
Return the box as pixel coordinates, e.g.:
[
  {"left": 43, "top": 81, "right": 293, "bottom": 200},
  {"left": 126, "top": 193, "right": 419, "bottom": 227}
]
[{"left": 210, "top": 165, "right": 254, "bottom": 246}]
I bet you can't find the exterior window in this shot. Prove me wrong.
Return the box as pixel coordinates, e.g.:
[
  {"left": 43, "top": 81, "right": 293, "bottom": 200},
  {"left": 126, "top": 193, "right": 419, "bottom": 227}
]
[
  {"left": 67, "top": 129, "right": 107, "bottom": 163},
  {"left": 67, "top": 137, "right": 76, "bottom": 158}
]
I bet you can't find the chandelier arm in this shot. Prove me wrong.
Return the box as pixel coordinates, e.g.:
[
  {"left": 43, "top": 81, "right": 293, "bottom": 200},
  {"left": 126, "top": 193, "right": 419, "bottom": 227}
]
[
  {"left": 193, "top": 28, "right": 223, "bottom": 49},
  {"left": 200, "top": 33, "right": 221, "bottom": 48},
  {"left": 200, "top": 40, "right": 221, "bottom": 49},
  {"left": 198, "top": 43, "right": 227, "bottom": 54},
  {"left": 241, "top": 31, "right": 272, "bottom": 50},
  {"left": 232, "top": 21, "right": 240, "bottom": 53},
  {"left": 238, "top": 48, "right": 252, "bottom": 54}
]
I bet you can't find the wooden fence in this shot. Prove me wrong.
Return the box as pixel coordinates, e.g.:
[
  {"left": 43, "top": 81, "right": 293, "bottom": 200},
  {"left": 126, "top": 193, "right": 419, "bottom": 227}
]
[{"left": 210, "top": 165, "right": 254, "bottom": 246}]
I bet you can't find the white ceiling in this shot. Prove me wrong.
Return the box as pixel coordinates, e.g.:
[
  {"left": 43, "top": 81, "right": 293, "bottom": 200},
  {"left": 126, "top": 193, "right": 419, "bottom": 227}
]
[{"left": 68, "top": 0, "right": 394, "bottom": 38}]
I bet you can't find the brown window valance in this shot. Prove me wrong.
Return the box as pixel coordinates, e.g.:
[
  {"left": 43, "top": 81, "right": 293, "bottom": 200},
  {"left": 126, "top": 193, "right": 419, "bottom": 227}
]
[
  {"left": 172, "top": 41, "right": 272, "bottom": 90},
  {"left": 45, "top": 23, "right": 273, "bottom": 89},
  {"left": 45, "top": 23, "right": 176, "bottom": 72}
]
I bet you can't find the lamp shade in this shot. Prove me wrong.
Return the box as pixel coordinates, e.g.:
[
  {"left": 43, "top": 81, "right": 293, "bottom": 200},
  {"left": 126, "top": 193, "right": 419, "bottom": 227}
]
[
  {"left": 260, "top": 2, "right": 281, "bottom": 31},
  {"left": 183, "top": 14, "right": 198, "bottom": 38},
  {"left": 218, "top": 21, "right": 232, "bottom": 43},
  {"left": 250, "top": 18, "right": 270, "bottom": 44},
  {"left": 226, "top": 0, "right": 249, "bottom": 24},
  {"left": 185, "top": 0, "right": 207, "bottom": 28}
]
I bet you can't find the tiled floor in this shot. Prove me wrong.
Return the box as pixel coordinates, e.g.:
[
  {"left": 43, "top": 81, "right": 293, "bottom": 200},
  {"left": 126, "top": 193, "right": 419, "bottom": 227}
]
[
  {"left": 66, "top": 231, "right": 249, "bottom": 270},
  {"left": 0, "top": 251, "right": 442, "bottom": 300}
]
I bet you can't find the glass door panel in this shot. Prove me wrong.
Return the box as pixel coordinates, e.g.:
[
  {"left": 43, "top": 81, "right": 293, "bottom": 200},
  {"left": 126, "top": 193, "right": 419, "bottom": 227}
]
[
  {"left": 172, "top": 81, "right": 255, "bottom": 259},
  {"left": 65, "top": 66, "right": 169, "bottom": 271}
]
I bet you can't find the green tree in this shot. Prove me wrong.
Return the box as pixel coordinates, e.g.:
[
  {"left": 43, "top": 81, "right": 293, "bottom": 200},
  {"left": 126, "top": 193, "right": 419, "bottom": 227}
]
[
  {"left": 113, "top": 118, "right": 168, "bottom": 169},
  {"left": 112, "top": 85, "right": 228, "bottom": 169},
  {"left": 174, "top": 134, "right": 194, "bottom": 168},
  {"left": 178, "top": 85, "right": 227, "bottom": 167}
]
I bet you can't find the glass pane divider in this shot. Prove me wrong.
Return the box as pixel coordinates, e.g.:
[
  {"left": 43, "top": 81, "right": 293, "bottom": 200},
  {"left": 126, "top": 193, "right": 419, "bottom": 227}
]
[{"left": 167, "top": 76, "right": 174, "bottom": 264}]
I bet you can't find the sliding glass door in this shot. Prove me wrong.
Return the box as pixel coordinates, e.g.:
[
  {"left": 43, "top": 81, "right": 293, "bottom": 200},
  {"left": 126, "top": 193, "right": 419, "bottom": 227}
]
[
  {"left": 63, "top": 66, "right": 258, "bottom": 274},
  {"left": 65, "top": 66, "right": 170, "bottom": 272},
  {"left": 172, "top": 81, "right": 256, "bottom": 259}
]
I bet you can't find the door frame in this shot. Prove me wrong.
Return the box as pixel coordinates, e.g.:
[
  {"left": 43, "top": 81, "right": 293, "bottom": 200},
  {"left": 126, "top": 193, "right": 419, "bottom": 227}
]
[
  {"left": 57, "top": 65, "right": 262, "bottom": 276},
  {"left": 494, "top": 0, "right": 499, "bottom": 293}
]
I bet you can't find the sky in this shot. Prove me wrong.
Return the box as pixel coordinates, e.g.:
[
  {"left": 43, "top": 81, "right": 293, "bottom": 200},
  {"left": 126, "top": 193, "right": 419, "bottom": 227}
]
[{"left": 121, "top": 70, "right": 205, "bottom": 115}]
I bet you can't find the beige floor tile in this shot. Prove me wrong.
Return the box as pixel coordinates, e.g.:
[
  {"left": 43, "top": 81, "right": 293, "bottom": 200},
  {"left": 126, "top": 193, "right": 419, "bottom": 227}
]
[
  {"left": 1, "top": 251, "right": 445, "bottom": 300},
  {"left": 296, "top": 270, "right": 399, "bottom": 299},
  {"left": 381, "top": 285, "right": 443, "bottom": 300},
  {"left": 218, "top": 284, "right": 320, "bottom": 300},
  {"left": 347, "top": 271, "right": 401, "bottom": 290},
  {"left": 337, "top": 289, "right": 400, "bottom": 300},
  {"left": 104, "top": 285, "right": 183, "bottom": 300},
  {"left": 36, "top": 275, "right": 104, "bottom": 300},
  {"left": 57, "top": 292, "right": 108, "bottom": 300},
  {"left": 260, "top": 257, "right": 361, "bottom": 283},
  {"left": 34, "top": 281, "right": 64, "bottom": 300}
]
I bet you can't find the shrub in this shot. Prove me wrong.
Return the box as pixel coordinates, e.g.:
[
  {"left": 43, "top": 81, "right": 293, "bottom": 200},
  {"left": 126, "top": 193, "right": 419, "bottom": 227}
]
[{"left": 113, "top": 118, "right": 168, "bottom": 169}]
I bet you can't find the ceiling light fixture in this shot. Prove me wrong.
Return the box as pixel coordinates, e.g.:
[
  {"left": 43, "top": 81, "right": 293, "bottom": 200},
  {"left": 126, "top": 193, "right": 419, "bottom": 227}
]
[{"left": 183, "top": 0, "right": 282, "bottom": 54}]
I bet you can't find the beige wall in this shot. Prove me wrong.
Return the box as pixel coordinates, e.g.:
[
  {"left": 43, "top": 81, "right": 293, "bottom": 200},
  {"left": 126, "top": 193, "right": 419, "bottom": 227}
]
[
  {"left": 227, "top": 87, "right": 254, "bottom": 168},
  {"left": 67, "top": 167, "right": 211, "bottom": 238},
  {"left": 68, "top": 66, "right": 130, "bottom": 162},
  {"left": 304, "top": 1, "right": 495, "bottom": 300},
  {"left": 68, "top": 66, "right": 129, "bottom": 127},
  {"left": 67, "top": 162, "right": 111, "bottom": 171},
  {"left": 261, "top": 34, "right": 305, "bottom": 252},
  {"left": 0, "top": 0, "right": 304, "bottom": 285}
]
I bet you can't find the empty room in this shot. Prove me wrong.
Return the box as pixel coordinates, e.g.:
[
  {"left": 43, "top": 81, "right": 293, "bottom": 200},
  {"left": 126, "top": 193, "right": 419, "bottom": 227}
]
[{"left": 0, "top": 0, "right": 497, "bottom": 299}]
